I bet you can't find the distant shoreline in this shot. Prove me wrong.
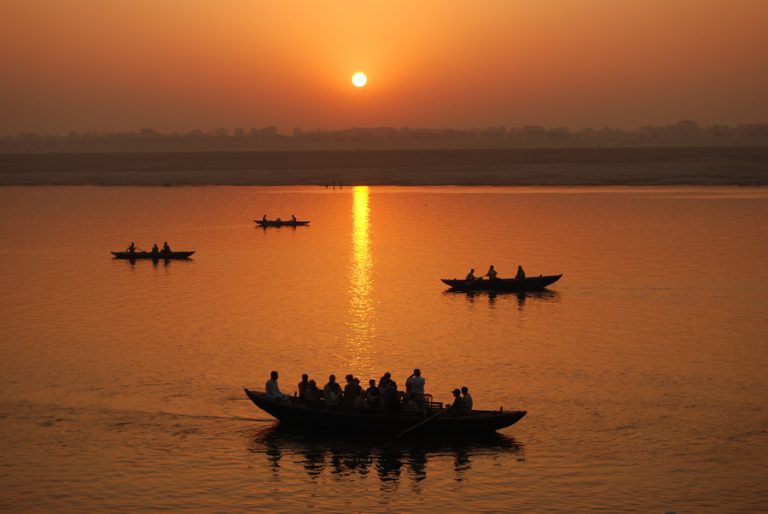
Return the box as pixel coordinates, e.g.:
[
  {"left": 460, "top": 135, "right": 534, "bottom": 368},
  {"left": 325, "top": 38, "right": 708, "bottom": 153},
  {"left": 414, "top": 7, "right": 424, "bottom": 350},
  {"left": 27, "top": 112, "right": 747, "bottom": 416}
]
[{"left": 1, "top": 146, "right": 767, "bottom": 186}]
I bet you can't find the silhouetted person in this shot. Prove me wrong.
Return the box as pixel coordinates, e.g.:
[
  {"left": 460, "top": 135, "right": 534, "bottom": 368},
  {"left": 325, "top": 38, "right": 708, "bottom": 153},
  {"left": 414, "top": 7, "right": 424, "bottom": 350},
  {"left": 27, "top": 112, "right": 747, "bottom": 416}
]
[
  {"left": 461, "top": 386, "right": 473, "bottom": 411},
  {"left": 127, "top": 242, "right": 135, "bottom": 256},
  {"left": 304, "top": 380, "right": 321, "bottom": 404},
  {"left": 486, "top": 265, "right": 498, "bottom": 280},
  {"left": 151, "top": 243, "right": 159, "bottom": 257},
  {"left": 266, "top": 371, "right": 289, "bottom": 401},
  {"left": 448, "top": 388, "right": 470, "bottom": 414},
  {"left": 366, "top": 379, "right": 379, "bottom": 408},
  {"left": 406, "top": 369, "right": 426, "bottom": 414},
  {"left": 378, "top": 372, "right": 392, "bottom": 410},
  {"left": 516, "top": 265, "right": 526, "bottom": 280},
  {"left": 465, "top": 268, "right": 476, "bottom": 281},
  {"left": 323, "top": 375, "right": 341, "bottom": 406},
  {"left": 262, "top": 214, "right": 267, "bottom": 222},
  {"left": 344, "top": 374, "right": 361, "bottom": 407},
  {"left": 162, "top": 241, "right": 171, "bottom": 253},
  {"left": 298, "top": 374, "right": 309, "bottom": 399},
  {"left": 291, "top": 214, "right": 297, "bottom": 222}
]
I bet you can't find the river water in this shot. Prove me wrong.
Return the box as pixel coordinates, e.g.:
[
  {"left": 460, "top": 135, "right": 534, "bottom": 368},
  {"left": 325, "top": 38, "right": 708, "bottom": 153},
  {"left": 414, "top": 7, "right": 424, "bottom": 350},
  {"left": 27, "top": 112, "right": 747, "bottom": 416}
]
[{"left": 0, "top": 186, "right": 766, "bottom": 512}]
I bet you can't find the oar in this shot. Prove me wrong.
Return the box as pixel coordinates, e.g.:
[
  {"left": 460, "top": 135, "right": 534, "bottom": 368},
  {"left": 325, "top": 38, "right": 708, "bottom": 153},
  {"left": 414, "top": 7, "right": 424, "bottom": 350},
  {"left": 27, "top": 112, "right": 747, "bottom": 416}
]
[{"left": 392, "top": 408, "right": 446, "bottom": 439}]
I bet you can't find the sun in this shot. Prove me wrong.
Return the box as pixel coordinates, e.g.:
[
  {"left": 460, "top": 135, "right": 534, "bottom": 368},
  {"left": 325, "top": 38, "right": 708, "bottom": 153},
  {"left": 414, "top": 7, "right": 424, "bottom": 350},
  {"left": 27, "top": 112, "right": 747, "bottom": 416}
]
[{"left": 351, "top": 72, "right": 367, "bottom": 88}]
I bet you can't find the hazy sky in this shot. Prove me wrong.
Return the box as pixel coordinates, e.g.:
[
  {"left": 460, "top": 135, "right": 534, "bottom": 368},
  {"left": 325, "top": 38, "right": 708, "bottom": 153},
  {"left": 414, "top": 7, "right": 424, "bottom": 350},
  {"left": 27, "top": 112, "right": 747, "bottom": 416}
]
[{"left": 2, "top": 0, "right": 767, "bottom": 135}]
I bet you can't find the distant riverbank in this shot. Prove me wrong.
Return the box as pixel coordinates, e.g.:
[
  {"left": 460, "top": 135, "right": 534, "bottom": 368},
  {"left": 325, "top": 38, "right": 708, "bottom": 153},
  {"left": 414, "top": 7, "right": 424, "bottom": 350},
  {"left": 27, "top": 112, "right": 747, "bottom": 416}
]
[{"left": 1, "top": 146, "right": 767, "bottom": 186}]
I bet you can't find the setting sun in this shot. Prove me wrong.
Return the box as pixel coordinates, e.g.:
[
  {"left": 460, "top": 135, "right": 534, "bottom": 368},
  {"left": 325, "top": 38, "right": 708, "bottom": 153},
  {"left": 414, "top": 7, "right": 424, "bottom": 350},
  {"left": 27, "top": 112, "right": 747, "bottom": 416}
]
[{"left": 351, "top": 72, "right": 367, "bottom": 88}]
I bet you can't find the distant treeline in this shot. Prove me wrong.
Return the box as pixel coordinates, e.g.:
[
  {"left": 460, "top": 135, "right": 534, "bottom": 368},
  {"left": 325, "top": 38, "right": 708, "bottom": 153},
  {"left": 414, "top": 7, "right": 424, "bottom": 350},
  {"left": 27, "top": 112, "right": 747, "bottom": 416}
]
[{"left": 3, "top": 121, "right": 768, "bottom": 153}]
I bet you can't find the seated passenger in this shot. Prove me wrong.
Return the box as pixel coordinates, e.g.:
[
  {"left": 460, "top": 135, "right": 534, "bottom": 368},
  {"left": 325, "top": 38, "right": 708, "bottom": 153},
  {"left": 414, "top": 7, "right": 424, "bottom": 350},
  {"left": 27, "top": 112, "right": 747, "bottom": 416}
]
[
  {"left": 162, "top": 241, "right": 171, "bottom": 253},
  {"left": 385, "top": 381, "right": 401, "bottom": 414},
  {"left": 265, "top": 371, "right": 289, "bottom": 401},
  {"left": 486, "top": 265, "right": 498, "bottom": 280},
  {"left": 516, "top": 265, "right": 526, "bottom": 280},
  {"left": 447, "top": 388, "right": 470, "bottom": 414},
  {"left": 378, "top": 372, "right": 392, "bottom": 410},
  {"left": 304, "top": 380, "right": 321, "bottom": 403},
  {"left": 298, "top": 374, "right": 309, "bottom": 399},
  {"left": 323, "top": 374, "right": 342, "bottom": 406},
  {"left": 343, "top": 374, "right": 361, "bottom": 407},
  {"left": 366, "top": 379, "right": 379, "bottom": 408},
  {"left": 151, "top": 243, "right": 159, "bottom": 255},
  {"left": 465, "top": 268, "right": 476, "bottom": 281},
  {"left": 291, "top": 214, "right": 297, "bottom": 222},
  {"left": 262, "top": 214, "right": 268, "bottom": 222},
  {"left": 461, "top": 386, "right": 473, "bottom": 411}
]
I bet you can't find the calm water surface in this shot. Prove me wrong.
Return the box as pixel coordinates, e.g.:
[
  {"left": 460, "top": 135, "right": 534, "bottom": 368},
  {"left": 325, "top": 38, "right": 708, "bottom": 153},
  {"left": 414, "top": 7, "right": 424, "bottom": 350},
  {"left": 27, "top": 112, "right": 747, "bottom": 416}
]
[{"left": 1, "top": 186, "right": 766, "bottom": 512}]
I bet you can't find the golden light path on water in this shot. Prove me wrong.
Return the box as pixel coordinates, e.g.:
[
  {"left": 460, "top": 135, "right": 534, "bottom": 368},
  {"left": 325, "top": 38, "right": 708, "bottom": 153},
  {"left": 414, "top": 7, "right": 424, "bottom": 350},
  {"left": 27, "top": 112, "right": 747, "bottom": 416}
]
[{"left": 347, "top": 186, "right": 374, "bottom": 372}]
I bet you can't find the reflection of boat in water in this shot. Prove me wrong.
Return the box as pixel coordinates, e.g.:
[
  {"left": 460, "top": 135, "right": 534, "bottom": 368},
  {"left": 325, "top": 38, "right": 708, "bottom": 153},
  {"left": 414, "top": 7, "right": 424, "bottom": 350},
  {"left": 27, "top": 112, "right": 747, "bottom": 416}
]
[
  {"left": 255, "top": 219, "right": 310, "bottom": 227},
  {"left": 251, "top": 424, "right": 523, "bottom": 481},
  {"left": 111, "top": 251, "right": 194, "bottom": 260},
  {"left": 244, "top": 389, "right": 526, "bottom": 436},
  {"left": 441, "top": 274, "right": 562, "bottom": 292}
]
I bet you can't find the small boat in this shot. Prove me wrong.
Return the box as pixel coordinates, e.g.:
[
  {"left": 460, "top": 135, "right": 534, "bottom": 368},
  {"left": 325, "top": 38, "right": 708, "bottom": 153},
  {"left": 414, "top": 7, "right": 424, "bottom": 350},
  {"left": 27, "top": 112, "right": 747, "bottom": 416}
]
[
  {"left": 244, "top": 389, "right": 526, "bottom": 436},
  {"left": 441, "top": 274, "right": 562, "bottom": 292},
  {"left": 255, "top": 219, "right": 310, "bottom": 227},
  {"left": 111, "top": 250, "right": 195, "bottom": 260}
]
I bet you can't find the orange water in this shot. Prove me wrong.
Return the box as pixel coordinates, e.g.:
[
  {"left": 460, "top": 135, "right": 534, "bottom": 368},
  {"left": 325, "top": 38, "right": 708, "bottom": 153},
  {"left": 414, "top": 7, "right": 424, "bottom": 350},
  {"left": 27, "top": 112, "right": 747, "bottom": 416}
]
[{"left": 0, "top": 186, "right": 766, "bottom": 512}]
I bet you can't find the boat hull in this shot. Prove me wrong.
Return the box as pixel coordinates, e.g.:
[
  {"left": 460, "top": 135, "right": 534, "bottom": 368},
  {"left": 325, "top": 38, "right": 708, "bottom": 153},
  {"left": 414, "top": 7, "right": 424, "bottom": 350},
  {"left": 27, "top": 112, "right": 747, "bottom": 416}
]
[
  {"left": 442, "top": 274, "right": 562, "bottom": 291},
  {"left": 111, "top": 251, "right": 195, "bottom": 260},
  {"left": 255, "top": 220, "right": 310, "bottom": 227},
  {"left": 244, "top": 389, "right": 526, "bottom": 435}
]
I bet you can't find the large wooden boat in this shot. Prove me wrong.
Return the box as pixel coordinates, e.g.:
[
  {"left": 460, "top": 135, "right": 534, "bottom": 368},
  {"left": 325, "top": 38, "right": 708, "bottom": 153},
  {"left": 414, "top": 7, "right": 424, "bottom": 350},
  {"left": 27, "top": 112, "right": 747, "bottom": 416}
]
[
  {"left": 244, "top": 389, "right": 526, "bottom": 435},
  {"left": 441, "top": 274, "right": 562, "bottom": 292},
  {"left": 111, "top": 251, "right": 195, "bottom": 260},
  {"left": 255, "top": 219, "right": 310, "bottom": 227}
]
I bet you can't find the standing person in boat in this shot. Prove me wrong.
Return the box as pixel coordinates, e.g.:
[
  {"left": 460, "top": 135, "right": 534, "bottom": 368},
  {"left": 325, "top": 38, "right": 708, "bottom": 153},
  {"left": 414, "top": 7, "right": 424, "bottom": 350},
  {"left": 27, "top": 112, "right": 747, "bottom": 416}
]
[
  {"left": 298, "top": 374, "right": 309, "bottom": 399},
  {"left": 486, "top": 265, "right": 498, "bottom": 280},
  {"left": 265, "top": 371, "right": 289, "bottom": 401},
  {"left": 127, "top": 242, "right": 136, "bottom": 256},
  {"left": 151, "top": 243, "right": 159, "bottom": 257},
  {"left": 162, "top": 241, "right": 171, "bottom": 253},
  {"left": 461, "top": 386, "right": 473, "bottom": 411},
  {"left": 323, "top": 374, "right": 342, "bottom": 406},
  {"left": 378, "top": 372, "right": 392, "bottom": 410},
  {"left": 465, "top": 268, "right": 477, "bottom": 281},
  {"left": 406, "top": 369, "right": 427, "bottom": 414},
  {"left": 516, "top": 265, "right": 526, "bottom": 280}
]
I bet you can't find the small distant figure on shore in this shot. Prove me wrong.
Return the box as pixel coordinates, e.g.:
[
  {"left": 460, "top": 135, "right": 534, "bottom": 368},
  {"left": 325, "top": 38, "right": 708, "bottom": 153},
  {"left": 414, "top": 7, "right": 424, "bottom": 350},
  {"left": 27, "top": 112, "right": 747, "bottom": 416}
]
[
  {"left": 516, "top": 265, "right": 526, "bottom": 280},
  {"left": 265, "top": 371, "right": 289, "bottom": 401},
  {"left": 486, "top": 265, "right": 498, "bottom": 280},
  {"left": 465, "top": 268, "right": 476, "bottom": 281},
  {"left": 162, "top": 241, "right": 171, "bottom": 253}
]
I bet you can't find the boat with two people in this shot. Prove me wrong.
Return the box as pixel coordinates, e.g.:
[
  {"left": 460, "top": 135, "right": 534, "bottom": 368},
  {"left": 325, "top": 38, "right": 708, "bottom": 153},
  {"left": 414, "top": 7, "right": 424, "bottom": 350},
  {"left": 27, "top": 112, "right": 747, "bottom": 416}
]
[
  {"left": 255, "top": 214, "right": 310, "bottom": 227},
  {"left": 112, "top": 241, "right": 194, "bottom": 260}
]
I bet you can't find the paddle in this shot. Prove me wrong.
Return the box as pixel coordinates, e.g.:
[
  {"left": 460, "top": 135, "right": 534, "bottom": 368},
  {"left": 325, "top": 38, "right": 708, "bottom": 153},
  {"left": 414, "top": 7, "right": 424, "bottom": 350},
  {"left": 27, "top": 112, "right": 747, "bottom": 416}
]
[{"left": 391, "top": 408, "right": 446, "bottom": 439}]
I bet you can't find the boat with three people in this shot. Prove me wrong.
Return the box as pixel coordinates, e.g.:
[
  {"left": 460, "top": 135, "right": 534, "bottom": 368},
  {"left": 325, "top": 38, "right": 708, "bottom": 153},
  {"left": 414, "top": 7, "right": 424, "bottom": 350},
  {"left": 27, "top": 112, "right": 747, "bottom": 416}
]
[
  {"left": 442, "top": 274, "right": 562, "bottom": 292},
  {"left": 255, "top": 216, "right": 310, "bottom": 227}
]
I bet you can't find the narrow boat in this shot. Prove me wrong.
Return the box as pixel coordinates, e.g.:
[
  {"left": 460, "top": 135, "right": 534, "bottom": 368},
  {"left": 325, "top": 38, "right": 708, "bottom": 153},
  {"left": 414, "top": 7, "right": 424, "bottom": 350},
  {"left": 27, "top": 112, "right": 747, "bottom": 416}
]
[
  {"left": 441, "top": 274, "right": 562, "bottom": 292},
  {"left": 244, "top": 389, "right": 526, "bottom": 436},
  {"left": 111, "top": 251, "right": 195, "bottom": 260},
  {"left": 255, "top": 219, "right": 310, "bottom": 227}
]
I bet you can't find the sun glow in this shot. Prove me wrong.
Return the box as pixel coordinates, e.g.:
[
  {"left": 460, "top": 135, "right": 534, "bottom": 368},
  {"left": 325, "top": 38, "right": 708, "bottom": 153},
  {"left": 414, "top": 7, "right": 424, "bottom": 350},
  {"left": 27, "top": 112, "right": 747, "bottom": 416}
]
[{"left": 351, "top": 72, "right": 367, "bottom": 88}]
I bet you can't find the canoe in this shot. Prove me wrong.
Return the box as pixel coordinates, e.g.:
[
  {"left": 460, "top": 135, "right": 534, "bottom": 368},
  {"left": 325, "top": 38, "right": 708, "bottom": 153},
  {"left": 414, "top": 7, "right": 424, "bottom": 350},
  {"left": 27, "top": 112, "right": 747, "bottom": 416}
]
[
  {"left": 111, "top": 251, "right": 195, "bottom": 260},
  {"left": 244, "top": 389, "right": 526, "bottom": 436},
  {"left": 255, "top": 219, "right": 310, "bottom": 227},
  {"left": 441, "top": 274, "right": 562, "bottom": 291}
]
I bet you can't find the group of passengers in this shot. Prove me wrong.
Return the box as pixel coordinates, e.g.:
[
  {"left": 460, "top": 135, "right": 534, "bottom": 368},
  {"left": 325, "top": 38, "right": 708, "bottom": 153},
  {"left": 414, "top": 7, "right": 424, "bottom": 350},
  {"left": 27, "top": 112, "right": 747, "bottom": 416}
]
[
  {"left": 465, "top": 264, "right": 525, "bottom": 281},
  {"left": 126, "top": 241, "right": 172, "bottom": 254},
  {"left": 265, "top": 370, "right": 474, "bottom": 415}
]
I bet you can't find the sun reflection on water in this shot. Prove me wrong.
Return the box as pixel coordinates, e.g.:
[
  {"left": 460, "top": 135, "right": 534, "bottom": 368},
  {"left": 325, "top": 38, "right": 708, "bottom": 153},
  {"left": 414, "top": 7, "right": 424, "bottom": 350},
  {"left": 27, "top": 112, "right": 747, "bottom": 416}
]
[{"left": 348, "top": 186, "right": 375, "bottom": 371}]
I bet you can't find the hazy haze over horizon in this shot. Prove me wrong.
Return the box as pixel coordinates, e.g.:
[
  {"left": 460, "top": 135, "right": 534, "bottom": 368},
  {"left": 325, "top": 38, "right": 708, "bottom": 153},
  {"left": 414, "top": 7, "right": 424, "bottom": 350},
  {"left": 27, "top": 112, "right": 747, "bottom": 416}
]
[{"left": 2, "top": 0, "right": 767, "bottom": 135}]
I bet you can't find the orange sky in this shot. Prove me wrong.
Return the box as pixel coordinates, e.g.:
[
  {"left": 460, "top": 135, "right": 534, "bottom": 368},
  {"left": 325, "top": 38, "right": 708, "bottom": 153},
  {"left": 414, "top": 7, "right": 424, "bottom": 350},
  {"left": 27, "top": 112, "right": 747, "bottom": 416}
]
[{"left": 1, "top": 0, "right": 767, "bottom": 135}]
